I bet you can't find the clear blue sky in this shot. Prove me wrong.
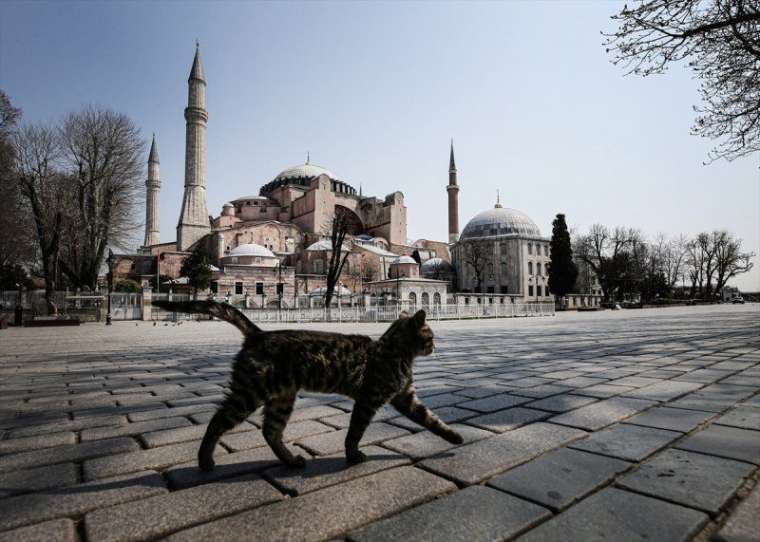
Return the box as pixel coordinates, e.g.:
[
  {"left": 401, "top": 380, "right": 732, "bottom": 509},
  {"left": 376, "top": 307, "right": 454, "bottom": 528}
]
[{"left": 1, "top": 1, "right": 758, "bottom": 290}]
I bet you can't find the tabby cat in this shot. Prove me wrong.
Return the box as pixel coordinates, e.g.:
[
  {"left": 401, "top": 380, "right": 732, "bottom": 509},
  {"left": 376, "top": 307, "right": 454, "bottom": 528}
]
[{"left": 153, "top": 300, "right": 464, "bottom": 469}]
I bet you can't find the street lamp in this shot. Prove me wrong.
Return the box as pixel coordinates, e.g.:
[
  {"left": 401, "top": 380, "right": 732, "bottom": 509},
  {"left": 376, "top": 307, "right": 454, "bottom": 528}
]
[{"left": 106, "top": 249, "right": 114, "bottom": 325}]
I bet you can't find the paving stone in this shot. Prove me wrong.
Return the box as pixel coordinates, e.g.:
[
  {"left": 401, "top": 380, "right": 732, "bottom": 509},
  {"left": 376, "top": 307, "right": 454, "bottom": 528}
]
[
  {"left": 409, "top": 393, "right": 463, "bottom": 409},
  {"left": 466, "top": 407, "right": 550, "bottom": 433},
  {"left": 81, "top": 416, "right": 192, "bottom": 441},
  {"left": 388, "top": 406, "right": 478, "bottom": 432},
  {"left": 621, "top": 380, "right": 703, "bottom": 401},
  {"left": 295, "top": 422, "right": 409, "bottom": 456},
  {"left": 509, "top": 384, "right": 573, "bottom": 399},
  {"left": 618, "top": 448, "right": 753, "bottom": 514},
  {"left": 351, "top": 485, "right": 550, "bottom": 542},
  {"left": 574, "top": 383, "right": 637, "bottom": 398},
  {"left": 715, "top": 480, "right": 760, "bottom": 542},
  {"left": 673, "top": 368, "right": 735, "bottom": 384},
  {"left": 715, "top": 405, "right": 760, "bottom": 431},
  {"left": 288, "top": 404, "right": 346, "bottom": 422},
  {"left": 6, "top": 415, "right": 127, "bottom": 439},
  {"left": 0, "top": 462, "right": 78, "bottom": 499},
  {"left": 420, "top": 422, "right": 587, "bottom": 485},
  {"left": 457, "top": 393, "right": 532, "bottom": 413},
  {"left": 488, "top": 447, "right": 630, "bottom": 511},
  {"left": 163, "top": 466, "right": 455, "bottom": 542},
  {"left": 263, "top": 445, "right": 409, "bottom": 496},
  {"left": 0, "top": 470, "right": 167, "bottom": 531},
  {"left": 518, "top": 487, "right": 708, "bottom": 542},
  {"left": 84, "top": 440, "right": 226, "bottom": 481},
  {"left": 558, "top": 376, "right": 610, "bottom": 388},
  {"left": 0, "top": 431, "right": 76, "bottom": 455},
  {"left": 610, "top": 376, "right": 664, "bottom": 388},
  {"left": 624, "top": 406, "right": 715, "bottom": 433},
  {"left": 569, "top": 423, "right": 680, "bottom": 461},
  {"left": 0, "top": 519, "right": 76, "bottom": 542},
  {"left": 141, "top": 420, "right": 252, "bottom": 448},
  {"left": 166, "top": 446, "right": 284, "bottom": 489},
  {"left": 527, "top": 393, "right": 598, "bottom": 413},
  {"left": 0, "top": 437, "right": 139, "bottom": 473},
  {"left": 676, "top": 424, "right": 760, "bottom": 464},
  {"left": 127, "top": 403, "right": 217, "bottom": 422},
  {"left": 452, "top": 386, "right": 506, "bottom": 399},
  {"left": 220, "top": 420, "right": 332, "bottom": 452},
  {"left": 85, "top": 473, "right": 282, "bottom": 542},
  {"left": 318, "top": 409, "right": 396, "bottom": 429},
  {"left": 381, "top": 424, "right": 492, "bottom": 459},
  {"left": 549, "top": 397, "right": 656, "bottom": 431}
]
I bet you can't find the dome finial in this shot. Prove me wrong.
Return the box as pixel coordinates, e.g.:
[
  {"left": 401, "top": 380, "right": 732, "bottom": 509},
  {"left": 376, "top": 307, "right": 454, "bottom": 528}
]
[{"left": 495, "top": 189, "right": 502, "bottom": 208}]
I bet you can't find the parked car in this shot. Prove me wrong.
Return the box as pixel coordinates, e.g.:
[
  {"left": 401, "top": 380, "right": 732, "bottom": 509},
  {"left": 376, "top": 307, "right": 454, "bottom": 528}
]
[{"left": 732, "top": 296, "right": 745, "bottom": 304}]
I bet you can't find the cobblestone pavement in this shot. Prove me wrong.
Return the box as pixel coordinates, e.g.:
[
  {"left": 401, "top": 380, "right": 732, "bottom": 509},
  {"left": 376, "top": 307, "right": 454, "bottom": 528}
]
[{"left": 1, "top": 305, "right": 759, "bottom": 542}]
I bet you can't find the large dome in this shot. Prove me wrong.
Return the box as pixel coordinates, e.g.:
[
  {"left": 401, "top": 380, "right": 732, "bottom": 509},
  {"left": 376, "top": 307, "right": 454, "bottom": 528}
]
[
  {"left": 460, "top": 205, "right": 541, "bottom": 239},
  {"left": 259, "top": 162, "right": 357, "bottom": 198}
]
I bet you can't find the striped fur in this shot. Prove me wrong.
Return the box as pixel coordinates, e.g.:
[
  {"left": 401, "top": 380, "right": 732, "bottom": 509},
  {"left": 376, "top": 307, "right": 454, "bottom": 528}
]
[
  {"left": 180, "top": 307, "right": 463, "bottom": 470},
  {"left": 151, "top": 300, "right": 261, "bottom": 335}
]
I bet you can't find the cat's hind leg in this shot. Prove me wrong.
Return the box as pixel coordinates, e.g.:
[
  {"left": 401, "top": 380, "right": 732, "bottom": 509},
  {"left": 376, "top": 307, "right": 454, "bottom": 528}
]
[
  {"left": 391, "top": 386, "right": 464, "bottom": 444},
  {"left": 263, "top": 394, "right": 306, "bottom": 468},
  {"left": 198, "top": 387, "right": 261, "bottom": 472}
]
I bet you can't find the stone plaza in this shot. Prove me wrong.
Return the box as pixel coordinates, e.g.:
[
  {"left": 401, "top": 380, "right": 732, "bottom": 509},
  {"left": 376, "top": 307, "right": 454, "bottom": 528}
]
[{"left": 0, "top": 304, "right": 758, "bottom": 541}]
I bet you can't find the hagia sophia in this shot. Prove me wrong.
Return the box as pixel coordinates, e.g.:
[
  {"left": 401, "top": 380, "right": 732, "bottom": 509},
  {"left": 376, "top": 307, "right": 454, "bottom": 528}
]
[{"left": 117, "top": 45, "right": 600, "bottom": 309}]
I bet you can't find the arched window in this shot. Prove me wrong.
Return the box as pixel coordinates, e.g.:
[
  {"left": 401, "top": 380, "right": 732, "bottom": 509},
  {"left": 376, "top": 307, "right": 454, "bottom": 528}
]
[
  {"left": 528, "top": 262, "right": 533, "bottom": 275},
  {"left": 421, "top": 292, "right": 430, "bottom": 307},
  {"left": 537, "top": 263, "right": 542, "bottom": 276},
  {"left": 433, "top": 292, "right": 441, "bottom": 306},
  {"left": 528, "top": 243, "right": 533, "bottom": 255},
  {"left": 409, "top": 292, "right": 417, "bottom": 307},
  {"left": 313, "top": 260, "right": 324, "bottom": 274}
]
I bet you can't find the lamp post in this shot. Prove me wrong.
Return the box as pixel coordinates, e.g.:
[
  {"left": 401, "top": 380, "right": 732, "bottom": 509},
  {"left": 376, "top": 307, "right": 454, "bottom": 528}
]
[{"left": 106, "top": 249, "right": 114, "bottom": 325}]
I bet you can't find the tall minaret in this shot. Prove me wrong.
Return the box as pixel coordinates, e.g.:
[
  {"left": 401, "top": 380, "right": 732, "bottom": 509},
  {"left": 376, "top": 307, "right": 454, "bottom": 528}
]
[
  {"left": 447, "top": 139, "right": 460, "bottom": 243},
  {"left": 143, "top": 134, "right": 161, "bottom": 247},
  {"left": 177, "top": 42, "right": 210, "bottom": 251}
]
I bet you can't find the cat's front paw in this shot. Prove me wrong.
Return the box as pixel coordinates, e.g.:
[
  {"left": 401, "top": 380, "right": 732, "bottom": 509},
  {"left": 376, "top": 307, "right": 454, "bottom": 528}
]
[
  {"left": 445, "top": 431, "right": 464, "bottom": 445},
  {"left": 346, "top": 450, "right": 367, "bottom": 465},
  {"left": 287, "top": 454, "right": 307, "bottom": 468},
  {"left": 198, "top": 455, "right": 215, "bottom": 472}
]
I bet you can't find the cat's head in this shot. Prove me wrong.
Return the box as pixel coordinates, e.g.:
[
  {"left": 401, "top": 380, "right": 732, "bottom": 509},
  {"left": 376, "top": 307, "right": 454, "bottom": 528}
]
[{"left": 381, "top": 310, "right": 434, "bottom": 356}]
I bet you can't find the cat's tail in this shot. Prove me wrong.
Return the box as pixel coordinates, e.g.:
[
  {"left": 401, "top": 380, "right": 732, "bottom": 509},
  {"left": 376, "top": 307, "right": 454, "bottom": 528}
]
[{"left": 151, "top": 300, "right": 261, "bottom": 335}]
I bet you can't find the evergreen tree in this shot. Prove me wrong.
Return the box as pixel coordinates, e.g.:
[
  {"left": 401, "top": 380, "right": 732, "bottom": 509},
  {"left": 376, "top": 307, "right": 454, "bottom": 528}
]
[
  {"left": 547, "top": 213, "right": 578, "bottom": 305},
  {"left": 180, "top": 243, "right": 212, "bottom": 299}
]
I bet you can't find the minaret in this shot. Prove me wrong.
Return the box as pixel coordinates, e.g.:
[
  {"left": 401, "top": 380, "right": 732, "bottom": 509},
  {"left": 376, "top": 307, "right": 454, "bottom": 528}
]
[
  {"left": 447, "top": 139, "right": 460, "bottom": 243},
  {"left": 177, "top": 42, "right": 210, "bottom": 251},
  {"left": 143, "top": 134, "right": 161, "bottom": 247}
]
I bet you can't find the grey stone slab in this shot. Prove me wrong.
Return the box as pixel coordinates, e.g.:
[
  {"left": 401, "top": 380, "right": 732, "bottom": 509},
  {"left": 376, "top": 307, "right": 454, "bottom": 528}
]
[
  {"left": 452, "top": 386, "right": 506, "bottom": 399},
  {"left": 673, "top": 369, "right": 735, "bottom": 384},
  {"left": 388, "top": 406, "right": 479, "bottom": 432},
  {"left": 85, "top": 473, "right": 282, "bottom": 542},
  {"left": 165, "top": 445, "right": 284, "bottom": 490},
  {"left": 127, "top": 403, "right": 217, "bottom": 422},
  {"left": 569, "top": 423, "right": 680, "bottom": 461},
  {"left": 83, "top": 440, "right": 225, "bottom": 481},
  {"left": 0, "top": 431, "right": 76, "bottom": 455},
  {"left": 0, "top": 519, "right": 76, "bottom": 542},
  {"left": 80, "top": 416, "right": 192, "bottom": 441},
  {"left": 263, "top": 445, "right": 409, "bottom": 496},
  {"left": 488, "top": 447, "right": 630, "bottom": 511},
  {"left": 550, "top": 397, "right": 656, "bottom": 431},
  {"left": 0, "top": 462, "right": 78, "bottom": 499},
  {"left": 163, "top": 466, "right": 455, "bottom": 542},
  {"left": 0, "top": 437, "right": 139, "bottom": 473},
  {"left": 220, "top": 420, "right": 332, "bottom": 452},
  {"left": 574, "top": 383, "right": 637, "bottom": 398},
  {"left": 621, "top": 380, "right": 703, "bottom": 401},
  {"left": 0, "top": 470, "right": 167, "bottom": 532},
  {"left": 317, "top": 408, "right": 396, "bottom": 429},
  {"left": 414, "top": 393, "right": 465, "bottom": 409},
  {"left": 676, "top": 425, "right": 760, "bottom": 464},
  {"left": 7, "top": 415, "right": 127, "bottom": 439},
  {"left": 624, "top": 406, "right": 714, "bottom": 433},
  {"left": 715, "top": 406, "right": 760, "bottom": 431},
  {"left": 527, "top": 393, "right": 598, "bottom": 413},
  {"left": 288, "top": 404, "right": 346, "bottom": 422},
  {"left": 141, "top": 420, "right": 252, "bottom": 448},
  {"left": 558, "top": 376, "right": 610, "bottom": 388},
  {"left": 295, "top": 422, "right": 409, "bottom": 456},
  {"left": 457, "top": 393, "right": 531, "bottom": 413},
  {"left": 466, "top": 407, "right": 550, "bottom": 433},
  {"left": 715, "top": 480, "right": 760, "bottom": 542},
  {"left": 509, "top": 384, "right": 573, "bottom": 399},
  {"left": 618, "top": 448, "right": 753, "bottom": 514},
  {"left": 350, "top": 485, "right": 550, "bottom": 542},
  {"left": 518, "top": 487, "right": 708, "bottom": 542},
  {"left": 381, "top": 423, "right": 492, "bottom": 459},
  {"left": 419, "top": 422, "right": 587, "bottom": 485}
]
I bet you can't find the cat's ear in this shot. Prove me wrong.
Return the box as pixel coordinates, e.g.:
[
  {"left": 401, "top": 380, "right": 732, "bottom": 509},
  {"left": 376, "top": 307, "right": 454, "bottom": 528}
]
[
  {"left": 398, "top": 311, "right": 410, "bottom": 320},
  {"left": 412, "top": 310, "right": 426, "bottom": 327}
]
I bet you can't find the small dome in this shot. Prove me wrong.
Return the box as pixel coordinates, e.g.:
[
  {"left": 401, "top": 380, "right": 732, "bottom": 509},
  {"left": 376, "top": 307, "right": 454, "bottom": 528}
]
[
  {"left": 421, "top": 257, "right": 453, "bottom": 272},
  {"left": 222, "top": 202, "right": 233, "bottom": 208},
  {"left": 392, "top": 255, "right": 417, "bottom": 265},
  {"left": 461, "top": 206, "right": 541, "bottom": 239},
  {"left": 227, "top": 243, "right": 275, "bottom": 258}
]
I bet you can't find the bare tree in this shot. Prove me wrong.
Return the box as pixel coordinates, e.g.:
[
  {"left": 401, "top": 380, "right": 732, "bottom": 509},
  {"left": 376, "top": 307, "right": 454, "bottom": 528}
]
[
  {"left": 575, "top": 225, "right": 640, "bottom": 302},
  {"left": 604, "top": 1, "right": 760, "bottom": 162},
  {"left": 322, "top": 209, "right": 353, "bottom": 310},
  {"left": 711, "top": 231, "right": 754, "bottom": 292},
  {"left": 462, "top": 240, "right": 492, "bottom": 293},
  {"left": 12, "top": 124, "right": 68, "bottom": 314},
  {"left": 58, "top": 107, "right": 144, "bottom": 290}
]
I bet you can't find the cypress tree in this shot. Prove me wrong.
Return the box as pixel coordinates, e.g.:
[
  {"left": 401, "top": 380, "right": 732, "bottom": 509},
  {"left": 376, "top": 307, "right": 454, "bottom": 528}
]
[
  {"left": 180, "top": 243, "right": 212, "bottom": 300},
  {"left": 548, "top": 213, "right": 578, "bottom": 304}
]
